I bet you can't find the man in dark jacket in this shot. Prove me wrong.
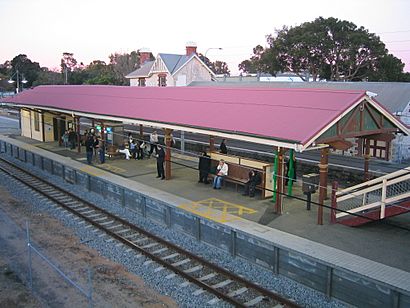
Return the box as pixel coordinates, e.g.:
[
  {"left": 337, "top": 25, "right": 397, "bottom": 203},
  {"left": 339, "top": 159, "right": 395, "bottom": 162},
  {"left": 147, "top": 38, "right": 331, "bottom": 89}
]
[
  {"left": 198, "top": 151, "right": 211, "bottom": 184},
  {"left": 85, "top": 136, "right": 94, "bottom": 164},
  {"left": 242, "top": 170, "right": 262, "bottom": 197},
  {"left": 220, "top": 139, "right": 227, "bottom": 154},
  {"left": 68, "top": 129, "right": 76, "bottom": 149},
  {"left": 155, "top": 145, "right": 165, "bottom": 180}
]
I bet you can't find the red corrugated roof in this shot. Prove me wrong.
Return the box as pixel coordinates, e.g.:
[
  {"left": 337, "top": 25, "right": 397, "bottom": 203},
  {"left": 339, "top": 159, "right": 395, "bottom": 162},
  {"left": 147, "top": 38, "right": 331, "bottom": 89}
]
[{"left": 2, "top": 85, "right": 367, "bottom": 145}]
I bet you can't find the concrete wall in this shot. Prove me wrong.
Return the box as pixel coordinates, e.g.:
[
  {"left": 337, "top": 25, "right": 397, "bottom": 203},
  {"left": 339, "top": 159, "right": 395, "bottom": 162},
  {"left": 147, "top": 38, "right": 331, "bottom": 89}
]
[{"left": 1, "top": 138, "right": 409, "bottom": 308}]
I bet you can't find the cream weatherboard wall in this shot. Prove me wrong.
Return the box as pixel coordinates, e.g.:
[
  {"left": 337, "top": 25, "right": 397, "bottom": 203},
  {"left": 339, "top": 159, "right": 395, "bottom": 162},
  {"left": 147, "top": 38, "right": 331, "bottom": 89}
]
[
  {"left": 21, "top": 110, "right": 31, "bottom": 139},
  {"left": 43, "top": 113, "right": 54, "bottom": 142},
  {"left": 21, "top": 110, "right": 55, "bottom": 142},
  {"left": 21, "top": 110, "right": 43, "bottom": 141}
]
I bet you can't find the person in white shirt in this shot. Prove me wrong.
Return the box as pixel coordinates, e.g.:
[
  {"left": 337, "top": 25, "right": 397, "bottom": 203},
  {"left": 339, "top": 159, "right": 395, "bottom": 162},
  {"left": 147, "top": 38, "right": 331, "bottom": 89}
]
[
  {"left": 149, "top": 130, "right": 159, "bottom": 157},
  {"left": 213, "top": 159, "right": 228, "bottom": 189},
  {"left": 118, "top": 143, "right": 132, "bottom": 160}
]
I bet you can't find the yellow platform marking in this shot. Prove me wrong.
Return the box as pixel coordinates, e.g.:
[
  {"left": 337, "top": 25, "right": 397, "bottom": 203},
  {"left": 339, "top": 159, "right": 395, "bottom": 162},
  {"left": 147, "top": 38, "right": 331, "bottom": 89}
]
[
  {"left": 179, "top": 198, "right": 257, "bottom": 223},
  {"left": 98, "top": 164, "right": 126, "bottom": 174},
  {"left": 79, "top": 165, "right": 104, "bottom": 177}
]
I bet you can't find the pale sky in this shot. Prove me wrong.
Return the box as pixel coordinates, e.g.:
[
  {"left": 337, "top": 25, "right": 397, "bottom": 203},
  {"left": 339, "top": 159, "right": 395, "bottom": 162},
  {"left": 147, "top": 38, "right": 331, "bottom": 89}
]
[{"left": 1, "top": 0, "right": 409, "bottom": 74}]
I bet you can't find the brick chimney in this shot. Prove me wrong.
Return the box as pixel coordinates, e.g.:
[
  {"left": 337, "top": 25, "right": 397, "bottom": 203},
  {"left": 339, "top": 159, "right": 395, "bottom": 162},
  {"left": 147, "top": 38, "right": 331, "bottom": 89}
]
[
  {"left": 139, "top": 48, "right": 151, "bottom": 65},
  {"left": 186, "top": 41, "right": 197, "bottom": 56}
]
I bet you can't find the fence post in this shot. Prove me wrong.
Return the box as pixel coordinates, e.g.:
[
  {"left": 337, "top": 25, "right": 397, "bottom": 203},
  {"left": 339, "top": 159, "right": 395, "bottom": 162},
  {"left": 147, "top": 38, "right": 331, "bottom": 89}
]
[
  {"left": 26, "top": 221, "right": 33, "bottom": 290},
  {"left": 88, "top": 267, "right": 93, "bottom": 308},
  {"left": 381, "top": 178, "right": 387, "bottom": 219},
  {"left": 330, "top": 181, "right": 338, "bottom": 224}
]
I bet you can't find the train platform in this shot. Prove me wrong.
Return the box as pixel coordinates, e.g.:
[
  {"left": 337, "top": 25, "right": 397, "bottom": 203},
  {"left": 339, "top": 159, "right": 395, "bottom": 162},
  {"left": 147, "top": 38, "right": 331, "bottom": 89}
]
[{"left": 7, "top": 133, "right": 409, "bottom": 274}]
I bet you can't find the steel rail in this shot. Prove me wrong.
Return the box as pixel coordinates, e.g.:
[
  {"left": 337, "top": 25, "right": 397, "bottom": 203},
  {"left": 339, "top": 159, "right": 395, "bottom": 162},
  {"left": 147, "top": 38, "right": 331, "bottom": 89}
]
[{"left": 0, "top": 157, "right": 300, "bottom": 308}]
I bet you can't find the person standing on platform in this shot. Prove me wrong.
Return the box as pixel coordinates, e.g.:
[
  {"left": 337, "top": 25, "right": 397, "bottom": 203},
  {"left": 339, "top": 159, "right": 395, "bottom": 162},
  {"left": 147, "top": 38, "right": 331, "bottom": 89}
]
[
  {"left": 220, "top": 139, "right": 228, "bottom": 154},
  {"left": 98, "top": 138, "right": 105, "bottom": 164},
  {"left": 85, "top": 136, "right": 94, "bottom": 164},
  {"left": 149, "top": 130, "right": 159, "bottom": 157},
  {"left": 137, "top": 140, "right": 145, "bottom": 160},
  {"left": 93, "top": 135, "right": 99, "bottom": 161},
  {"left": 242, "top": 170, "right": 262, "bottom": 197},
  {"left": 155, "top": 144, "right": 165, "bottom": 179},
  {"left": 68, "top": 129, "right": 76, "bottom": 149},
  {"left": 62, "top": 130, "right": 69, "bottom": 148},
  {"left": 198, "top": 151, "right": 211, "bottom": 184},
  {"left": 213, "top": 159, "right": 228, "bottom": 189}
]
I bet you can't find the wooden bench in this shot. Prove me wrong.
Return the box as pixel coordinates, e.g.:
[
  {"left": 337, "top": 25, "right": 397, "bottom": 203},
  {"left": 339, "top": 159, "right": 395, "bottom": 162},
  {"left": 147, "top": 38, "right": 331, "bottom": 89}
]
[
  {"left": 209, "top": 152, "right": 273, "bottom": 198},
  {"left": 106, "top": 145, "right": 121, "bottom": 159}
]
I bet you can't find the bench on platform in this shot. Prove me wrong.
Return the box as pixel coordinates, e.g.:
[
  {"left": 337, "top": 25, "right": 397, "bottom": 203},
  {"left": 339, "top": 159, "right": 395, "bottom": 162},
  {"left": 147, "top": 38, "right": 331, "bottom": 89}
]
[
  {"left": 106, "top": 145, "right": 121, "bottom": 159},
  {"left": 209, "top": 152, "right": 273, "bottom": 198}
]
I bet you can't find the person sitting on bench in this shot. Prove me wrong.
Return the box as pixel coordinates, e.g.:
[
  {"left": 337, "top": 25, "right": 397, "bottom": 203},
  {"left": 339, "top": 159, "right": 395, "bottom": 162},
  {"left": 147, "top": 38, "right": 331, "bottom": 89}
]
[
  {"left": 118, "top": 143, "right": 132, "bottom": 160},
  {"left": 242, "top": 170, "right": 261, "bottom": 197},
  {"left": 213, "top": 159, "right": 228, "bottom": 189}
]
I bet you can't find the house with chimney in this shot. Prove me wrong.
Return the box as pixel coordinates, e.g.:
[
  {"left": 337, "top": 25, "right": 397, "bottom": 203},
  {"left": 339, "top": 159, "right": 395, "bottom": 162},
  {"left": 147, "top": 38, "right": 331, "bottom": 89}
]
[{"left": 125, "top": 42, "right": 215, "bottom": 87}]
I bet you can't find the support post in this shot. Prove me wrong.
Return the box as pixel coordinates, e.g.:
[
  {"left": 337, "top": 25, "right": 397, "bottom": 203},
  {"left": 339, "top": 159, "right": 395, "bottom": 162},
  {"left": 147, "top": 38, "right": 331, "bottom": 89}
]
[
  {"left": 275, "top": 147, "right": 284, "bottom": 214},
  {"left": 57, "top": 117, "right": 62, "bottom": 146},
  {"left": 318, "top": 148, "right": 329, "bottom": 225},
  {"left": 139, "top": 124, "right": 144, "bottom": 140},
  {"left": 164, "top": 128, "right": 173, "bottom": 180},
  {"left": 180, "top": 131, "right": 185, "bottom": 153},
  {"left": 381, "top": 178, "right": 387, "bottom": 219},
  {"left": 209, "top": 135, "right": 215, "bottom": 153},
  {"left": 330, "top": 181, "right": 338, "bottom": 224},
  {"left": 272, "top": 148, "right": 278, "bottom": 203},
  {"left": 287, "top": 149, "right": 295, "bottom": 196},
  {"left": 76, "top": 116, "right": 81, "bottom": 153},
  {"left": 364, "top": 138, "right": 371, "bottom": 181},
  {"left": 41, "top": 112, "right": 46, "bottom": 142}
]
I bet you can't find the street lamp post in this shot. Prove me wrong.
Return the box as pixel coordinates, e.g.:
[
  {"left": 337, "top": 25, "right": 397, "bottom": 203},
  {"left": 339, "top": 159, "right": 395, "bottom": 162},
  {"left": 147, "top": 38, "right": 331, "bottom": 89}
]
[
  {"left": 8, "top": 70, "right": 28, "bottom": 93},
  {"left": 204, "top": 47, "right": 223, "bottom": 60}
]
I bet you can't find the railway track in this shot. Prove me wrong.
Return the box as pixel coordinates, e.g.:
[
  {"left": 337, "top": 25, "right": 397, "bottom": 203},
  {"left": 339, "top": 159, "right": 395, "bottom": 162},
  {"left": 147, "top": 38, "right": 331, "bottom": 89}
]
[{"left": 0, "top": 157, "right": 300, "bottom": 308}]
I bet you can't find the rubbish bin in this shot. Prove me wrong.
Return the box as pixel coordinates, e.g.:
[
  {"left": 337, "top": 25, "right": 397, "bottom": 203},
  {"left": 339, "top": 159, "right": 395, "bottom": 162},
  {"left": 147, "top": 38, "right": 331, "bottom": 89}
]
[{"left": 302, "top": 173, "right": 319, "bottom": 210}]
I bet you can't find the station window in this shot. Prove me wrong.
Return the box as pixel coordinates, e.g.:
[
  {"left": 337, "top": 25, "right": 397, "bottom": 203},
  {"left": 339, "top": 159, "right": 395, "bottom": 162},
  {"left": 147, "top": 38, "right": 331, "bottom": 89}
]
[
  {"left": 34, "top": 112, "right": 40, "bottom": 131},
  {"left": 138, "top": 78, "right": 146, "bottom": 87}
]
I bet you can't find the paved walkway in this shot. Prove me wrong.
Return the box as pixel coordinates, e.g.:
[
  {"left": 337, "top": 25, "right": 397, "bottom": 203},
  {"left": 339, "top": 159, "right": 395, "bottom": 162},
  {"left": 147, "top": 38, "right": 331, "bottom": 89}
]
[{"left": 9, "top": 135, "right": 408, "bottom": 273}]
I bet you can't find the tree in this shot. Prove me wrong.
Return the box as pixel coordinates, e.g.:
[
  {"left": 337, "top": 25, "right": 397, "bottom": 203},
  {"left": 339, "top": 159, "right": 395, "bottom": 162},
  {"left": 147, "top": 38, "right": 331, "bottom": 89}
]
[
  {"left": 198, "top": 54, "right": 230, "bottom": 75},
  {"left": 60, "top": 52, "right": 78, "bottom": 84},
  {"left": 10, "top": 54, "right": 41, "bottom": 88},
  {"left": 212, "top": 61, "right": 230, "bottom": 75},
  {"left": 240, "top": 17, "right": 409, "bottom": 82},
  {"left": 109, "top": 51, "right": 141, "bottom": 85},
  {"left": 83, "top": 60, "right": 116, "bottom": 85},
  {"left": 366, "top": 54, "right": 406, "bottom": 82},
  {"left": 32, "top": 67, "right": 63, "bottom": 86},
  {"left": 239, "top": 45, "right": 280, "bottom": 76}
]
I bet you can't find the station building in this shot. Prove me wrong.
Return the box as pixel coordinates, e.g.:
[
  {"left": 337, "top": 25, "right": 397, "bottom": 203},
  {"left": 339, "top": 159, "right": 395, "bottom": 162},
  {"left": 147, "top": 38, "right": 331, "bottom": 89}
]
[{"left": 1, "top": 85, "right": 408, "bottom": 225}]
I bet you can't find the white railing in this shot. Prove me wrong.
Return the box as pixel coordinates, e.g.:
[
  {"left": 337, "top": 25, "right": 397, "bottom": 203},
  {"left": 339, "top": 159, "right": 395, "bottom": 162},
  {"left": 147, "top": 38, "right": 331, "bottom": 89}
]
[{"left": 335, "top": 166, "right": 410, "bottom": 219}]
